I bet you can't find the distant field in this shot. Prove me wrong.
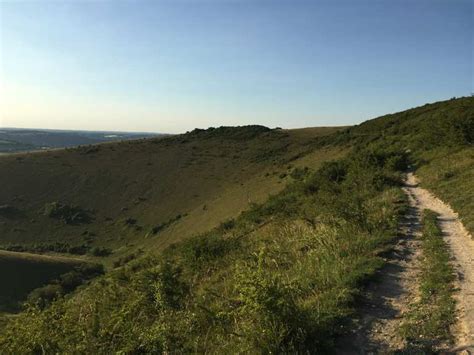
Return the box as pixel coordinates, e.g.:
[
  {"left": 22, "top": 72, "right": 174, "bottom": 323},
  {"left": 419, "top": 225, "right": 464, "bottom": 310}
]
[
  {"left": 0, "top": 250, "right": 84, "bottom": 311},
  {"left": 0, "top": 128, "right": 162, "bottom": 153}
]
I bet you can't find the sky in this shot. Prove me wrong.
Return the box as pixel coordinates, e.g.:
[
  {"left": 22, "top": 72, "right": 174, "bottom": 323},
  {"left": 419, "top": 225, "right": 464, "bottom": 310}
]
[{"left": 0, "top": 0, "right": 472, "bottom": 133}]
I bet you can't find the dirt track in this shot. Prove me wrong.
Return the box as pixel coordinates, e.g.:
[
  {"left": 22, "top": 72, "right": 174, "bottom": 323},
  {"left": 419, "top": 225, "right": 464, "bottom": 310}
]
[
  {"left": 338, "top": 173, "right": 474, "bottom": 353},
  {"left": 406, "top": 173, "right": 474, "bottom": 349}
]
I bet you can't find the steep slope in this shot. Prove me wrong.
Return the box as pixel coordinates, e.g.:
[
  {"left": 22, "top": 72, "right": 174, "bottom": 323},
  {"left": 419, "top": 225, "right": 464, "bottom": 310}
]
[
  {"left": 0, "top": 125, "right": 346, "bottom": 311},
  {"left": 1, "top": 144, "right": 408, "bottom": 353},
  {"left": 331, "top": 96, "right": 474, "bottom": 233},
  {"left": 0, "top": 126, "right": 345, "bottom": 257}
]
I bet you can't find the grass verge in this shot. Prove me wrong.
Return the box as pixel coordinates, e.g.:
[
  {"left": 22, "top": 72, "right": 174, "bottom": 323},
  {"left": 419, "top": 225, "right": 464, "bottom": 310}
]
[{"left": 400, "top": 210, "right": 456, "bottom": 352}]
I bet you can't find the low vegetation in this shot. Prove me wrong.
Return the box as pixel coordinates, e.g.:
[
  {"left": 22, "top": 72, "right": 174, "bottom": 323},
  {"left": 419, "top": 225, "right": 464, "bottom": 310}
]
[
  {"left": 26, "top": 263, "right": 104, "bottom": 309},
  {"left": 0, "top": 242, "right": 112, "bottom": 256},
  {"left": 400, "top": 210, "right": 456, "bottom": 352},
  {"left": 43, "top": 202, "right": 93, "bottom": 225},
  {"left": 0, "top": 97, "right": 472, "bottom": 352},
  {"left": 416, "top": 147, "right": 474, "bottom": 235},
  {"left": 332, "top": 96, "right": 474, "bottom": 234},
  {"left": 0, "top": 147, "right": 408, "bottom": 352}
]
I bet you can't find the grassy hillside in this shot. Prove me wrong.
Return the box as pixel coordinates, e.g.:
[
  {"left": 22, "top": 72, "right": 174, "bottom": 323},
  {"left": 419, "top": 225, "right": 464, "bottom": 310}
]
[
  {"left": 0, "top": 146, "right": 408, "bottom": 353},
  {"left": 0, "top": 126, "right": 345, "bottom": 260},
  {"left": 330, "top": 96, "right": 474, "bottom": 233},
  {"left": 0, "top": 97, "right": 472, "bottom": 352},
  {"left": 416, "top": 147, "right": 474, "bottom": 233}
]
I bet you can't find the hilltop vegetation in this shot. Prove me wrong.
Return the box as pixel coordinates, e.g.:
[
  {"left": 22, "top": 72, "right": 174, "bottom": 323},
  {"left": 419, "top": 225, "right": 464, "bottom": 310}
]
[
  {"left": 0, "top": 97, "right": 472, "bottom": 352},
  {"left": 335, "top": 96, "right": 473, "bottom": 148},
  {"left": 335, "top": 96, "right": 474, "bottom": 234}
]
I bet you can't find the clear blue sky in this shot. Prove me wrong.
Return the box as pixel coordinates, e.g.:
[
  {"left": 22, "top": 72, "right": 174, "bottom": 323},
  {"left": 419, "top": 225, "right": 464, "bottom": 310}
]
[{"left": 0, "top": 0, "right": 472, "bottom": 133}]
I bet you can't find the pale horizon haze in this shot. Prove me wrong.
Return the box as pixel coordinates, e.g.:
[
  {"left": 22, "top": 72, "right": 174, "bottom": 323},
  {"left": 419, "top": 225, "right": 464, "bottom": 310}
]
[{"left": 0, "top": 0, "right": 472, "bottom": 133}]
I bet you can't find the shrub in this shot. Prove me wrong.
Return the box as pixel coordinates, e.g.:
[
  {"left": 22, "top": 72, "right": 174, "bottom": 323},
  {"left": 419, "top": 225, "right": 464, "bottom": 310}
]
[
  {"left": 149, "top": 214, "right": 186, "bottom": 235},
  {"left": 232, "top": 250, "right": 302, "bottom": 352},
  {"left": 219, "top": 219, "right": 235, "bottom": 231},
  {"left": 25, "top": 263, "right": 104, "bottom": 310},
  {"left": 43, "top": 202, "right": 92, "bottom": 225},
  {"left": 67, "top": 245, "right": 89, "bottom": 255},
  {"left": 0, "top": 205, "right": 20, "bottom": 218},
  {"left": 27, "top": 284, "right": 63, "bottom": 309},
  {"left": 179, "top": 234, "right": 238, "bottom": 270},
  {"left": 59, "top": 272, "right": 83, "bottom": 293},
  {"left": 290, "top": 167, "right": 309, "bottom": 180},
  {"left": 90, "top": 246, "right": 112, "bottom": 257}
]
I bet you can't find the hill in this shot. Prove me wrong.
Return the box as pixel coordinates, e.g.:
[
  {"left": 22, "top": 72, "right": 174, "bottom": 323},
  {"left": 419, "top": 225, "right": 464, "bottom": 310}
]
[
  {"left": 0, "top": 125, "right": 345, "bottom": 311},
  {"left": 0, "top": 126, "right": 346, "bottom": 260},
  {"left": 0, "top": 97, "right": 472, "bottom": 353},
  {"left": 332, "top": 96, "right": 474, "bottom": 233}
]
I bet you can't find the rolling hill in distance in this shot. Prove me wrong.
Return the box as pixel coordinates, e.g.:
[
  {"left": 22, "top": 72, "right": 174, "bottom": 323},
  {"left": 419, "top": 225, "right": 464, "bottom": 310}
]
[
  {"left": 0, "top": 97, "right": 473, "bottom": 353},
  {"left": 0, "top": 128, "right": 162, "bottom": 153}
]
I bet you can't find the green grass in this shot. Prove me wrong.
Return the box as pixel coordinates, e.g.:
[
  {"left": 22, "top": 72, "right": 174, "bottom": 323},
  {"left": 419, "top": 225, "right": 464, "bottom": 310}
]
[
  {"left": 416, "top": 147, "right": 474, "bottom": 235},
  {"left": 328, "top": 96, "right": 474, "bottom": 237},
  {"left": 0, "top": 126, "right": 346, "bottom": 261},
  {"left": 0, "top": 97, "right": 472, "bottom": 352},
  {"left": 0, "top": 146, "right": 408, "bottom": 353},
  {"left": 400, "top": 210, "right": 456, "bottom": 352}
]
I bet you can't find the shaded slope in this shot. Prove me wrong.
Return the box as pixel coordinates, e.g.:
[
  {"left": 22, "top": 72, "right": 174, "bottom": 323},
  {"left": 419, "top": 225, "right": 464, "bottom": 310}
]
[{"left": 0, "top": 250, "right": 86, "bottom": 312}]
